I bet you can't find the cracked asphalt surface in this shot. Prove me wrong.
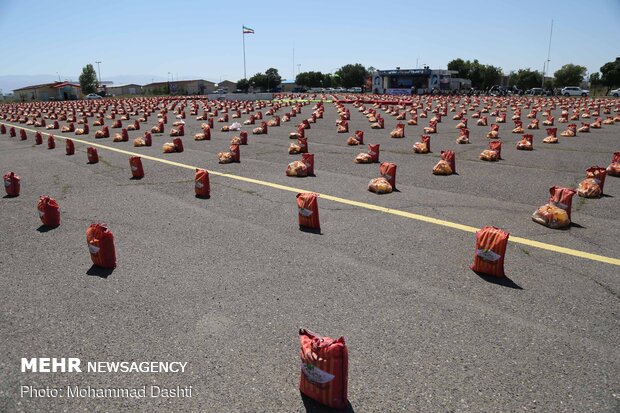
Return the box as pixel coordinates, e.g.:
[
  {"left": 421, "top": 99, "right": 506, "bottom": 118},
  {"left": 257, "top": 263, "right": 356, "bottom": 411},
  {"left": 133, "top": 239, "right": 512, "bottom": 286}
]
[{"left": 0, "top": 95, "right": 619, "bottom": 412}]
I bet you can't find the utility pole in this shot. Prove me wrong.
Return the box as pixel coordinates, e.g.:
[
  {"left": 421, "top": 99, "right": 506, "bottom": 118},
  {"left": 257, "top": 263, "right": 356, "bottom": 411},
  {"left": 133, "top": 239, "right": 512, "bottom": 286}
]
[{"left": 542, "top": 19, "right": 553, "bottom": 88}]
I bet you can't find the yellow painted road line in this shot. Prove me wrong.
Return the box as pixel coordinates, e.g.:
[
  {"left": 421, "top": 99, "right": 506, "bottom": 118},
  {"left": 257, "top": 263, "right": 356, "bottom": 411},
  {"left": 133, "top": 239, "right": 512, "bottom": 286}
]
[{"left": 2, "top": 121, "right": 619, "bottom": 267}]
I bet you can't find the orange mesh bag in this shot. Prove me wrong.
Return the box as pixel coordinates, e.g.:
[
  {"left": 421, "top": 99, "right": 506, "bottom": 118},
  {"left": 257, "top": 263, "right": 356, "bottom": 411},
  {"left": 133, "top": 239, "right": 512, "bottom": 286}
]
[
  {"left": 86, "top": 223, "right": 117, "bottom": 269},
  {"left": 3, "top": 172, "right": 20, "bottom": 197},
  {"left": 577, "top": 179, "right": 601, "bottom": 198},
  {"left": 368, "top": 177, "right": 393, "bottom": 194},
  {"left": 470, "top": 226, "right": 509, "bottom": 277},
  {"left": 37, "top": 196, "right": 60, "bottom": 228},
  {"left": 299, "top": 328, "right": 348, "bottom": 409},
  {"left": 129, "top": 156, "right": 144, "bottom": 179},
  {"left": 296, "top": 192, "right": 320, "bottom": 230},
  {"left": 286, "top": 161, "right": 308, "bottom": 177},
  {"left": 532, "top": 204, "right": 570, "bottom": 229},
  {"left": 195, "top": 168, "right": 210, "bottom": 198}
]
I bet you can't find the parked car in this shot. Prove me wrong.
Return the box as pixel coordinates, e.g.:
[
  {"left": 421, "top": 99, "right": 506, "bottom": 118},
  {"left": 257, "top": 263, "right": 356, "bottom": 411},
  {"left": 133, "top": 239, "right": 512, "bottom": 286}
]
[
  {"left": 348, "top": 87, "right": 362, "bottom": 93},
  {"left": 609, "top": 88, "right": 620, "bottom": 97},
  {"left": 526, "top": 88, "right": 545, "bottom": 96},
  {"left": 84, "top": 93, "right": 102, "bottom": 100},
  {"left": 561, "top": 86, "right": 588, "bottom": 97},
  {"left": 307, "top": 88, "right": 324, "bottom": 93},
  {"left": 291, "top": 87, "right": 308, "bottom": 93}
]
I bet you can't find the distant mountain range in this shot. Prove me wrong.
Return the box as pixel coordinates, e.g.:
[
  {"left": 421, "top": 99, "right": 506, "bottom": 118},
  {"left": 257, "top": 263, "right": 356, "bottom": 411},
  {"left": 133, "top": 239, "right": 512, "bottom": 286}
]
[{"left": 0, "top": 74, "right": 216, "bottom": 94}]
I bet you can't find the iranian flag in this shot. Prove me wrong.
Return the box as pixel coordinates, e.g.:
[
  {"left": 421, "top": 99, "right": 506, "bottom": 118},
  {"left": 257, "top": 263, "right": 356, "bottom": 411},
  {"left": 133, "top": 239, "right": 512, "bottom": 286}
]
[{"left": 243, "top": 26, "right": 254, "bottom": 34}]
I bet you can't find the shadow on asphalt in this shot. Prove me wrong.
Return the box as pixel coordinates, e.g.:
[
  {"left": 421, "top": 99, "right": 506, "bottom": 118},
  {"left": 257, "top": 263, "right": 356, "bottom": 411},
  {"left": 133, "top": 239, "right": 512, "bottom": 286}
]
[
  {"left": 36, "top": 225, "right": 57, "bottom": 233},
  {"left": 474, "top": 272, "right": 523, "bottom": 290},
  {"left": 300, "top": 393, "right": 355, "bottom": 412},
  {"left": 570, "top": 222, "right": 586, "bottom": 229},
  {"left": 299, "top": 227, "right": 322, "bottom": 235},
  {"left": 195, "top": 194, "right": 211, "bottom": 200},
  {"left": 86, "top": 265, "right": 114, "bottom": 279}
]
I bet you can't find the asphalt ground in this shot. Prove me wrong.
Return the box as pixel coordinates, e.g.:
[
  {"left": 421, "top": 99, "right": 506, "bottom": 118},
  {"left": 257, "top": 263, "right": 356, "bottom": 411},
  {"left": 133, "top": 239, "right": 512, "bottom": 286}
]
[{"left": 0, "top": 96, "right": 619, "bottom": 412}]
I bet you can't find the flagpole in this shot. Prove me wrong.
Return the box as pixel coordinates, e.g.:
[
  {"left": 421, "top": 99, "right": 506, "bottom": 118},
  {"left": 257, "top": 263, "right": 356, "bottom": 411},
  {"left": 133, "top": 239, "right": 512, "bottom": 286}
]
[{"left": 242, "top": 25, "right": 247, "bottom": 79}]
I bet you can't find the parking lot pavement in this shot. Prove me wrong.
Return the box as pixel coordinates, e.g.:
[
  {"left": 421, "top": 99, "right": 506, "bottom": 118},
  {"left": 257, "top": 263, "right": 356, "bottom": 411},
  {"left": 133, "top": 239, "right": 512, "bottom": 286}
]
[{"left": 0, "top": 96, "right": 619, "bottom": 412}]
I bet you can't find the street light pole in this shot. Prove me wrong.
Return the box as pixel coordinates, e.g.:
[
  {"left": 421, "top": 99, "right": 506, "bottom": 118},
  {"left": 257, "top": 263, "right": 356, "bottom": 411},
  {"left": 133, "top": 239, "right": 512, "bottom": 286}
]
[{"left": 95, "top": 61, "right": 102, "bottom": 85}]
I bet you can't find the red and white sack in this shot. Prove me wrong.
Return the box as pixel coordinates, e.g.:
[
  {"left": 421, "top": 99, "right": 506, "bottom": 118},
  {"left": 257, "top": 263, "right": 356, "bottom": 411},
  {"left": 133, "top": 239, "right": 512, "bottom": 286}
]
[
  {"left": 549, "top": 186, "right": 576, "bottom": 220},
  {"left": 470, "top": 226, "right": 509, "bottom": 277},
  {"left": 433, "top": 150, "right": 455, "bottom": 175},
  {"left": 368, "top": 144, "right": 380, "bottom": 163},
  {"left": 129, "top": 156, "right": 144, "bottom": 179},
  {"left": 20, "top": 129, "right": 27, "bottom": 140},
  {"left": 86, "top": 223, "right": 117, "bottom": 269},
  {"left": 413, "top": 135, "right": 431, "bottom": 153},
  {"left": 195, "top": 168, "right": 210, "bottom": 198},
  {"left": 173, "top": 137, "right": 184, "bottom": 153},
  {"left": 379, "top": 162, "right": 397, "bottom": 189},
  {"left": 301, "top": 153, "right": 315, "bottom": 176},
  {"left": 606, "top": 152, "right": 620, "bottom": 177},
  {"left": 296, "top": 192, "right": 320, "bottom": 230},
  {"left": 47, "top": 135, "right": 55, "bottom": 149},
  {"left": 230, "top": 143, "right": 240, "bottom": 162},
  {"left": 3, "top": 172, "right": 20, "bottom": 197},
  {"left": 37, "top": 196, "right": 60, "bottom": 228},
  {"left": 87, "top": 147, "right": 99, "bottom": 164},
  {"left": 299, "top": 328, "right": 348, "bottom": 409},
  {"left": 66, "top": 139, "right": 75, "bottom": 155}
]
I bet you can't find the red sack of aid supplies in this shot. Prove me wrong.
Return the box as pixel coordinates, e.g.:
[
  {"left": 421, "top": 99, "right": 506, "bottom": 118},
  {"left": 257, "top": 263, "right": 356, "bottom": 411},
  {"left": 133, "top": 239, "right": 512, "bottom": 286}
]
[
  {"left": 368, "top": 144, "right": 380, "bottom": 163},
  {"left": 301, "top": 153, "right": 315, "bottom": 176},
  {"left": 37, "top": 196, "right": 60, "bottom": 228},
  {"left": 195, "top": 168, "right": 210, "bottom": 198},
  {"left": 47, "top": 135, "right": 55, "bottom": 149},
  {"left": 129, "top": 156, "right": 144, "bottom": 179},
  {"left": 379, "top": 162, "right": 397, "bottom": 189},
  {"left": 549, "top": 186, "right": 576, "bottom": 220},
  {"left": 4, "top": 172, "right": 20, "bottom": 197},
  {"left": 87, "top": 147, "right": 99, "bottom": 164},
  {"left": 299, "top": 328, "right": 348, "bottom": 409},
  {"left": 297, "top": 192, "right": 320, "bottom": 230},
  {"left": 86, "top": 223, "right": 117, "bottom": 269},
  {"left": 470, "top": 226, "right": 509, "bottom": 277},
  {"left": 66, "top": 139, "right": 75, "bottom": 155}
]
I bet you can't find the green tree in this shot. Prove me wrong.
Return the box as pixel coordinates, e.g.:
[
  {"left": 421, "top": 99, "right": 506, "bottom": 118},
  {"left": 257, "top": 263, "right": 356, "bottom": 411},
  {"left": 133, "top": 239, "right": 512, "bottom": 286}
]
[
  {"left": 236, "top": 78, "right": 250, "bottom": 92},
  {"left": 589, "top": 72, "right": 600, "bottom": 88},
  {"left": 553, "top": 64, "right": 587, "bottom": 87},
  {"left": 265, "top": 68, "right": 282, "bottom": 91},
  {"left": 600, "top": 58, "right": 620, "bottom": 92},
  {"left": 509, "top": 68, "right": 543, "bottom": 90},
  {"left": 296, "top": 71, "right": 325, "bottom": 87},
  {"left": 335, "top": 63, "right": 368, "bottom": 88},
  {"left": 481, "top": 65, "right": 503, "bottom": 89},
  {"left": 79, "top": 64, "right": 98, "bottom": 95},
  {"left": 447, "top": 58, "right": 471, "bottom": 79}
]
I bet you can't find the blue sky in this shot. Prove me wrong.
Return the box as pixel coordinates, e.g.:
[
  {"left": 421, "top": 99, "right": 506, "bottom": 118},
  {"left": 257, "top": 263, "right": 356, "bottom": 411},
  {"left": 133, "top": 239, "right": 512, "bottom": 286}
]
[{"left": 0, "top": 0, "right": 619, "bottom": 91}]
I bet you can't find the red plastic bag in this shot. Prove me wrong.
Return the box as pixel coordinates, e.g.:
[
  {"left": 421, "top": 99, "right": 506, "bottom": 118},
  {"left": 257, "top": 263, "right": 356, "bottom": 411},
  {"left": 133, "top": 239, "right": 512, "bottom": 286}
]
[
  {"left": 9, "top": 127, "right": 16, "bottom": 137},
  {"left": 47, "top": 135, "right": 55, "bottom": 149},
  {"left": 301, "top": 153, "right": 315, "bottom": 176},
  {"left": 549, "top": 186, "right": 576, "bottom": 220},
  {"left": 585, "top": 166, "right": 606, "bottom": 193},
  {"left": 20, "top": 129, "right": 27, "bottom": 140},
  {"left": 144, "top": 132, "right": 153, "bottom": 146},
  {"left": 37, "top": 196, "right": 60, "bottom": 228},
  {"left": 470, "top": 226, "right": 509, "bottom": 277},
  {"left": 297, "top": 192, "right": 320, "bottom": 230},
  {"left": 379, "top": 162, "right": 397, "bottom": 189},
  {"left": 299, "top": 328, "right": 348, "bottom": 409},
  {"left": 354, "top": 130, "right": 364, "bottom": 144},
  {"left": 489, "top": 140, "right": 502, "bottom": 159},
  {"left": 195, "top": 168, "right": 210, "bottom": 198},
  {"left": 87, "top": 147, "right": 99, "bottom": 164},
  {"left": 66, "top": 139, "right": 75, "bottom": 155},
  {"left": 368, "top": 144, "right": 380, "bottom": 163},
  {"left": 129, "top": 156, "right": 144, "bottom": 179},
  {"left": 3, "top": 172, "right": 20, "bottom": 197},
  {"left": 239, "top": 130, "right": 248, "bottom": 145},
  {"left": 0, "top": 124, "right": 5, "bottom": 134},
  {"left": 86, "top": 223, "right": 116, "bottom": 269},
  {"left": 173, "top": 137, "right": 184, "bottom": 152},
  {"left": 35, "top": 131, "right": 42, "bottom": 144}
]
